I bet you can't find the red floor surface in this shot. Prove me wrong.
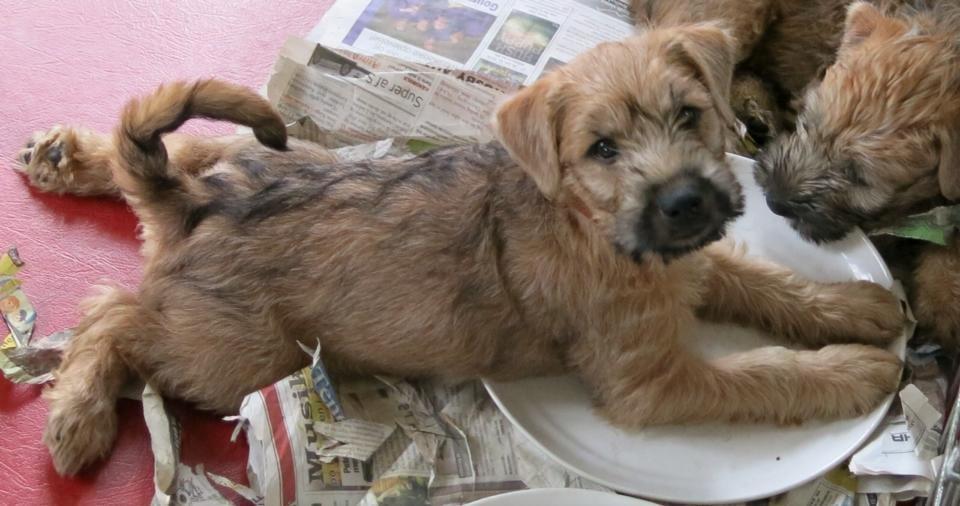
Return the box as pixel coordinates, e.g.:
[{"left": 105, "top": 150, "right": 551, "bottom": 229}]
[{"left": 0, "top": 2, "right": 331, "bottom": 503}]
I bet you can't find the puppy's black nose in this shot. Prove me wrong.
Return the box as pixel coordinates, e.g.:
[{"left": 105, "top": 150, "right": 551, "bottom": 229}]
[
  {"left": 656, "top": 179, "right": 705, "bottom": 221},
  {"left": 765, "top": 195, "right": 794, "bottom": 218}
]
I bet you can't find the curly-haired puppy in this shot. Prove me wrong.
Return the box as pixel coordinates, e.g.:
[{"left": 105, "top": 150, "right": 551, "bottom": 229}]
[
  {"left": 15, "top": 24, "right": 902, "bottom": 476},
  {"left": 752, "top": 2, "right": 960, "bottom": 343},
  {"left": 630, "top": 0, "right": 913, "bottom": 145}
]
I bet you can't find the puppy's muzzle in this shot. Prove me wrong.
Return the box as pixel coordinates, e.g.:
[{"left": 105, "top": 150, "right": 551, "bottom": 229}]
[
  {"left": 653, "top": 174, "right": 726, "bottom": 241},
  {"left": 764, "top": 194, "right": 853, "bottom": 243},
  {"left": 634, "top": 172, "right": 740, "bottom": 260},
  {"left": 765, "top": 195, "right": 795, "bottom": 219}
]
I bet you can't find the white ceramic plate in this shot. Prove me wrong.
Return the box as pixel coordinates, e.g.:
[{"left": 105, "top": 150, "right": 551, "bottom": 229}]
[
  {"left": 484, "top": 154, "right": 907, "bottom": 504},
  {"left": 466, "top": 489, "right": 661, "bottom": 506}
]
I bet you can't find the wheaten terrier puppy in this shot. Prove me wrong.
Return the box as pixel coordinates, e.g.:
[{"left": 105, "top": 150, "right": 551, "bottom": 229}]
[{"left": 15, "top": 24, "right": 902, "bottom": 476}]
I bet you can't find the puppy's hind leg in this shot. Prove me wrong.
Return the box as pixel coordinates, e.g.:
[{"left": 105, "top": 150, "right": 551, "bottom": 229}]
[
  {"left": 698, "top": 241, "right": 904, "bottom": 347},
  {"left": 15, "top": 126, "right": 118, "bottom": 196},
  {"left": 14, "top": 126, "right": 238, "bottom": 197},
  {"left": 43, "top": 285, "right": 144, "bottom": 475},
  {"left": 595, "top": 340, "right": 902, "bottom": 426},
  {"left": 912, "top": 241, "right": 960, "bottom": 348}
]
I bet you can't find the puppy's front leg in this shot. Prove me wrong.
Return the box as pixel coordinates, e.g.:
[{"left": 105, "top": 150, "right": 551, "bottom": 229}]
[
  {"left": 698, "top": 242, "right": 904, "bottom": 346},
  {"left": 592, "top": 338, "right": 901, "bottom": 426}
]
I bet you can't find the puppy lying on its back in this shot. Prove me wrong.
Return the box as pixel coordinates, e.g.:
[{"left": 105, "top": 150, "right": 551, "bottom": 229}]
[{"left": 16, "top": 25, "right": 903, "bottom": 476}]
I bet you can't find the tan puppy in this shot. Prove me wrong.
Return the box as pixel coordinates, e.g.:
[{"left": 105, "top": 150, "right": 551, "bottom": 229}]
[
  {"left": 630, "top": 0, "right": 913, "bottom": 144},
  {"left": 751, "top": 2, "right": 960, "bottom": 343},
  {"left": 15, "top": 25, "right": 902, "bottom": 476},
  {"left": 757, "top": 2, "right": 960, "bottom": 240}
]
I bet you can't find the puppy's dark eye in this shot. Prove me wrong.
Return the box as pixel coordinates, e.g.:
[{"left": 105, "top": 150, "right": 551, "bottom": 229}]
[
  {"left": 678, "top": 106, "right": 701, "bottom": 129},
  {"left": 843, "top": 161, "right": 867, "bottom": 186},
  {"left": 588, "top": 138, "right": 618, "bottom": 161}
]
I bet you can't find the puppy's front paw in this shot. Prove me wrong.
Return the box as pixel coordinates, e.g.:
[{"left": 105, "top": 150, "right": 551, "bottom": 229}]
[
  {"left": 811, "top": 344, "right": 902, "bottom": 418},
  {"left": 820, "top": 281, "right": 904, "bottom": 345}
]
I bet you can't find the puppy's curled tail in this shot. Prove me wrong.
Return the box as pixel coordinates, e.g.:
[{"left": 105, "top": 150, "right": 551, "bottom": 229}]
[{"left": 113, "top": 79, "right": 287, "bottom": 235}]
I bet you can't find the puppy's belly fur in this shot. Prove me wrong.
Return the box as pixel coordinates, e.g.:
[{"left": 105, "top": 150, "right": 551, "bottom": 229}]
[{"left": 137, "top": 142, "right": 586, "bottom": 391}]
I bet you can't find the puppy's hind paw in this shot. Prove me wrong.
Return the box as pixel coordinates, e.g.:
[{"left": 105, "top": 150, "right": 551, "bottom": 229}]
[
  {"left": 43, "top": 389, "right": 118, "bottom": 476},
  {"left": 812, "top": 344, "right": 902, "bottom": 419},
  {"left": 15, "top": 126, "right": 72, "bottom": 191}
]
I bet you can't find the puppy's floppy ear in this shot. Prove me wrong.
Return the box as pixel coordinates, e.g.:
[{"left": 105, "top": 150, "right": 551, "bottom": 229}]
[
  {"left": 494, "top": 77, "right": 562, "bottom": 200},
  {"left": 938, "top": 128, "right": 960, "bottom": 200},
  {"left": 667, "top": 23, "right": 738, "bottom": 132},
  {"left": 841, "top": 2, "right": 883, "bottom": 50}
]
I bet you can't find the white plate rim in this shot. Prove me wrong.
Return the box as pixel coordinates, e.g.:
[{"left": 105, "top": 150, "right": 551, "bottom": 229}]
[
  {"left": 484, "top": 154, "right": 902, "bottom": 504},
  {"left": 465, "top": 488, "right": 662, "bottom": 506}
]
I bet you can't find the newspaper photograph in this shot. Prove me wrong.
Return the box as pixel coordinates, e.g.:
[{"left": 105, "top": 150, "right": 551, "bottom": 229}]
[{"left": 306, "top": 0, "right": 635, "bottom": 86}]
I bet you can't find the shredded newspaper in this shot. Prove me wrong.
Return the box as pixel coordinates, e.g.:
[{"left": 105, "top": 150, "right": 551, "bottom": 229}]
[
  {"left": 236, "top": 346, "right": 608, "bottom": 506},
  {"left": 0, "top": 247, "right": 72, "bottom": 384}
]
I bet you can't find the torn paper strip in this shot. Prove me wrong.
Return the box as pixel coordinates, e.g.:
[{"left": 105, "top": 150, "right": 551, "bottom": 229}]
[
  {"left": 850, "top": 415, "right": 939, "bottom": 500},
  {"left": 204, "top": 472, "right": 263, "bottom": 505},
  {"left": 171, "top": 464, "right": 232, "bottom": 506},
  {"left": 0, "top": 328, "right": 71, "bottom": 384},
  {"left": 312, "top": 418, "right": 396, "bottom": 463},
  {"left": 900, "top": 384, "right": 943, "bottom": 460},
  {"left": 1, "top": 247, "right": 35, "bottom": 348},
  {"left": 0, "top": 247, "right": 74, "bottom": 384},
  {"left": 145, "top": 382, "right": 182, "bottom": 506}
]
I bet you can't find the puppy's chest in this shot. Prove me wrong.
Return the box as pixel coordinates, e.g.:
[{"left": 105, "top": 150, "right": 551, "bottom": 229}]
[{"left": 571, "top": 253, "right": 711, "bottom": 320}]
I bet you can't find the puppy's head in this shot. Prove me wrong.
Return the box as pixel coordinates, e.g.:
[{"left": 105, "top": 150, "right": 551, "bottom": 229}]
[
  {"left": 756, "top": 2, "right": 960, "bottom": 243},
  {"left": 495, "top": 24, "right": 744, "bottom": 261}
]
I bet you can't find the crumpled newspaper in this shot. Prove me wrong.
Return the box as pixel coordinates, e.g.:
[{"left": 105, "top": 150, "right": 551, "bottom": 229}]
[
  {"left": 236, "top": 346, "right": 607, "bottom": 506},
  {"left": 143, "top": 381, "right": 262, "bottom": 506},
  {"left": 1, "top": 247, "right": 35, "bottom": 348},
  {"left": 870, "top": 205, "right": 960, "bottom": 246},
  {"left": 849, "top": 413, "right": 942, "bottom": 501},
  {"left": 847, "top": 355, "right": 949, "bottom": 503}
]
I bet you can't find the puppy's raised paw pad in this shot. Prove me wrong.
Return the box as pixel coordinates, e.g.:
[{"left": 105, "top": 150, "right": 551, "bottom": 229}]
[{"left": 46, "top": 143, "right": 63, "bottom": 166}]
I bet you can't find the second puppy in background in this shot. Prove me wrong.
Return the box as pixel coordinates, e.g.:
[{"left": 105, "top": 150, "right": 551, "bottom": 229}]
[
  {"left": 754, "top": 2, "right": 960, "bottom": 345},
  {"left": 630, "top": 0, "right": 912, "bottom": 145}
]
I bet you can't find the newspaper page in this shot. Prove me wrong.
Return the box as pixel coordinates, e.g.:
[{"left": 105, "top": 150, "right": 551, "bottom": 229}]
[
  {"left": 306, "top": 0, "right": 636, "bottom": 87},
  {"left": 267, "top": 37, "right": 512, "bottom": 149},
  {"left": 264, "top": 0, "right": 639, "bottom": 151}
]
